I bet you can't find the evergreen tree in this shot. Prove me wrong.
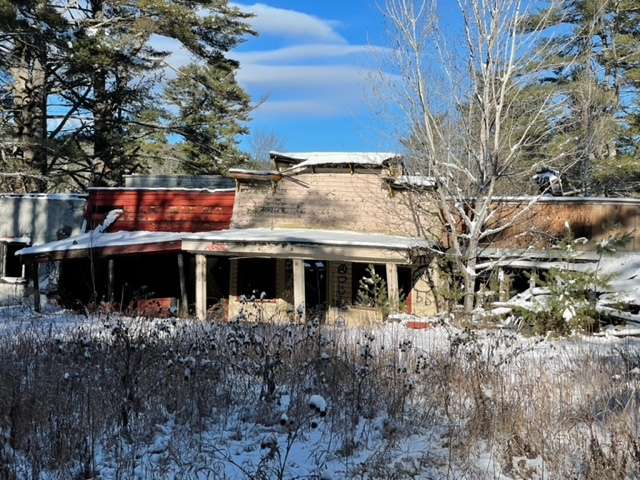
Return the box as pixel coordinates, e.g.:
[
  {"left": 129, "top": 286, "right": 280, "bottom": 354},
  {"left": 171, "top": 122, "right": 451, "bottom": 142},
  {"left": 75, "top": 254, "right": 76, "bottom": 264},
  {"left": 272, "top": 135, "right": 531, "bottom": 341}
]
[
  {"left": 0, "top": 0, "right": 254, "bottom": 190},
  {"left": 165, "top": 62, "right": 251, "bottom": 175},
  {"left": 0, "top": 0, "right": 70, "bottom": 191},
  {"left": 522, "top": 0, "right": 640, "bottom": 195},
  {"left": 60, "top": 0, "right": 254, "bottom": 186}
]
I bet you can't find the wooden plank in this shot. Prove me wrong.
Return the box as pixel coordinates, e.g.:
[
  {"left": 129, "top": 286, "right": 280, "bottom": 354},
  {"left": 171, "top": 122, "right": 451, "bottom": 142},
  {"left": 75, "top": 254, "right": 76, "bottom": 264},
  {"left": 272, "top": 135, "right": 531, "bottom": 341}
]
[
  {"left": 386, "top": 263, "right": 399, "bottom": 312},
  {"left": 177, "top": 253, "right": 188, "bottom": 318},
  {"left": 195, "top": 254, "right": 207, "bottom": 321},
  {"left": 0, "top": 242, "right": 6, "bottom": 278},
  {"left": 293, "top": 258, "right": 305, "bottom": 322}
]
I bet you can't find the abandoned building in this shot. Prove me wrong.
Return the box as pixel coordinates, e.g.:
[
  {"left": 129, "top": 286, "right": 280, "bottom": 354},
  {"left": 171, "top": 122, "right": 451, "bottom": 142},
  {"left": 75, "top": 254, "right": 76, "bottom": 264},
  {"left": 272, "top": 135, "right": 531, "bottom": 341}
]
[
  {"left": 16, "top": 155, "right": 441, "bottom": 324},
  {"left": 12, "top": 153, "right": 640, "bottom": 324},
  {"left": 0, "top": 193, "right": 86, "bottom": 306}
]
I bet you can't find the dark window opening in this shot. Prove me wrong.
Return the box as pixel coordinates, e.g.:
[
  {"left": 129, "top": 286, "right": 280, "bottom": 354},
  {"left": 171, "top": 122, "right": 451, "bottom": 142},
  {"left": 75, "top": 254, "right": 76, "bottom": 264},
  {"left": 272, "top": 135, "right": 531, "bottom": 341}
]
[
  {"left": 352, "top": 263, "right": 387, "bottom": 305},
  {"left": 398, "top": 266, "right": 413, "bottom": 299},
  {"left": 305, "top": 260, "right": 327, "bottom": 310},
  {"left": 3, "top": 242, "right": 28, "bottom": 278},
  {"left": 208, "top": 257, "right": 230, "bottom": 304},
  {"left": 238, "top": 258, "right": 277, "bottom": 299}
]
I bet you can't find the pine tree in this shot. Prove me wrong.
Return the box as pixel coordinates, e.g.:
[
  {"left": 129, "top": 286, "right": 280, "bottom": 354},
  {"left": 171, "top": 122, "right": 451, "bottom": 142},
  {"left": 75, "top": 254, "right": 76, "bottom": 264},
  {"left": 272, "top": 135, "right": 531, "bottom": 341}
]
[
  {"left": 0, "top": 0, "right": 254, "bottom": 190},
  {"left": 0, "top": 0, "right": 70, "bottom": 191},
  {"left": 165, "top": 62, "right": 251, "bottom": 175},
  {"left": 521, "top": 0, "right": 640, "bottom": 195},
  {"left": 59, "top": 0, "right": 254, "bottom": 186}
]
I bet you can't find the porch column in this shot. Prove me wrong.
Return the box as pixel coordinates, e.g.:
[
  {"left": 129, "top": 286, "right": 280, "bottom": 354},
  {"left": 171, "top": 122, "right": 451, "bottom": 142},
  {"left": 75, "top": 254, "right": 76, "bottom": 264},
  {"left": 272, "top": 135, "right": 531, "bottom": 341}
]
[
  {"left": 195, "top": 254, "right": 207, "bottom": 321},
  {"left": 32, "top": 261, "right": 41, "bottom": 313},
  {"left": 386, "top": 263, "right": 400, "bottom": 313},
  {"left": 293, "top": 258, "right": 305, "bottom": 322},
  {"left": 177, "top": 253, "right": 189, "bottom": 318}
]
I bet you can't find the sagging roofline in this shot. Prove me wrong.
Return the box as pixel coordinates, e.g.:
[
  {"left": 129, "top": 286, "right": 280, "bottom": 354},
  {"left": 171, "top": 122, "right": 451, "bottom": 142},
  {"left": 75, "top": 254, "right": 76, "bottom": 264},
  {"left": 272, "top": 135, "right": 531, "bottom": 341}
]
[{"left": 15, "top": 228, "right": 432, "bottom": 265}]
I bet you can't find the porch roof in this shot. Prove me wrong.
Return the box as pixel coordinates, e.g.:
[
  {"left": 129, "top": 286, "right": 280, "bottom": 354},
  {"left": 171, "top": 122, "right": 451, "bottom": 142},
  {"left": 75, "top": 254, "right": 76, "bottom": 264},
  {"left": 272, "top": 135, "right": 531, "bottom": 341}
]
[
  {"left": 17, "top": 227, "right": 430, "bottom": 262},
  {"left": 182, "top": 228, "right": 429, "bottom": 250}
]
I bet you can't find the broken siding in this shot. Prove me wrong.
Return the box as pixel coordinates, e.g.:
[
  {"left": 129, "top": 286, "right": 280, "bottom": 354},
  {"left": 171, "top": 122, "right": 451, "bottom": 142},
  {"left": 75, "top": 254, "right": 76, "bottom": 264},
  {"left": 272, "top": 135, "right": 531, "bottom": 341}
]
[
  {"left": 231, "top": 173, "right": 438, "bottom": 238},
  {"left": 487, "top": 199, "right": 640, "bottom": 250}
]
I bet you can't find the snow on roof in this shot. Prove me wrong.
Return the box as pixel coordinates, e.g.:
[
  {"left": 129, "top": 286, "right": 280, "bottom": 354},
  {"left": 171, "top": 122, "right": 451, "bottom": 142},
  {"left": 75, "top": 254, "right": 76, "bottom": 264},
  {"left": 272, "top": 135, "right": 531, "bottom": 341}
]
[
  {"left": 270, "top": 152, "right": 400, "bottom": 170},
  {"left": 388, "top": 175, "right": 436, "bottom": 188},
  {"left": 88, "top": 187, "right": 234, "bottom": 193},
  {"left": 0, "top": 193, "right": 86, "bottom": 201},
  {"left": 493, "top": 196, "right": 640, "bottom": 204},
  {"left": 17, "top": 230, "right": 184, "bottom": 256},
  {"left": 18, "top": 228, "right": 430, "bottom": 256},
  {"left": 183, "top": 228, "right": 430, "bottom": 250}
]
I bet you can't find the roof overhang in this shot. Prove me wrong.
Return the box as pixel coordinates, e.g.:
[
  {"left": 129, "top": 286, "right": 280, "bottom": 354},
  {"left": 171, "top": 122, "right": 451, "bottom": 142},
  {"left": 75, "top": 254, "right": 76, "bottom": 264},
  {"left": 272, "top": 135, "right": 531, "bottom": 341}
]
[{"left": 18, "top": 228, "right": 431, "bottom": 265}]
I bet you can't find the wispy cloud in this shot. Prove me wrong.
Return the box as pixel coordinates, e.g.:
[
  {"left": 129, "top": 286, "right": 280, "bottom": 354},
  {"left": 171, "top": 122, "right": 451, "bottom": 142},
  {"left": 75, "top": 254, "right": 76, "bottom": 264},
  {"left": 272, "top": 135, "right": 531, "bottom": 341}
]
[
  {"left": 232, "top": 3, "right": 345, "bottom": 43},
  {"left": 237, "top": 64, "right": 382, "bottom": 91},
  {"left": 229, "top": 3, "right": 392, "bottom": 120},
  {"left": 232, "top": 44, "right": 390, "bottom": 64}
]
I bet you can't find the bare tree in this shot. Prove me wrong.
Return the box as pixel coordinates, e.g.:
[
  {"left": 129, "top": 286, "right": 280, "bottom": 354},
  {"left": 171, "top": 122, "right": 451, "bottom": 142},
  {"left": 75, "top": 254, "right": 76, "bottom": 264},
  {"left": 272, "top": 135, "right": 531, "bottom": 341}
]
[
  {"left": 248, "top": 130, "right": 284, "bottom": 168},
  {"left": 383, "top": 0, "right": 577, "bottom": 316}
]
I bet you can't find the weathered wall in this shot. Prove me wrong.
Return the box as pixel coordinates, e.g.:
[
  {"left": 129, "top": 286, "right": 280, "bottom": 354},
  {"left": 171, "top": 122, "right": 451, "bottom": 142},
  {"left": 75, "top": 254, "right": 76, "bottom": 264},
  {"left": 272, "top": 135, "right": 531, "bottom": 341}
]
[
  {"left": 227, "top": 258, "right": 292, "bottom": 322},
  {"left": 0, "top": 282, "right": 25, "bottom": 306},
  {"left": 487, "top": 198, "right": 640, "bottom": 251},
  {"left": 0, "top": 194, "right": 86, "bottom": 244},
  {"left": 86, "top": 189, "right": 235, "bottom": 232},
  {"left": 226, "top": 256, "right": 440, "bottom": 326},
  {"left": 231, "top": 171, "right": 439, "bottom": 240}
]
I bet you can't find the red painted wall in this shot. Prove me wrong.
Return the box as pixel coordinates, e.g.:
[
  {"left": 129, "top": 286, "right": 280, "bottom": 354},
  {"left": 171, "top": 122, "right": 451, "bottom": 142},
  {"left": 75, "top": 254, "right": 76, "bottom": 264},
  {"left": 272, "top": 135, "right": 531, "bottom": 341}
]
[{"left": 86, "top": 189, "right": 235, "bottom": 232}]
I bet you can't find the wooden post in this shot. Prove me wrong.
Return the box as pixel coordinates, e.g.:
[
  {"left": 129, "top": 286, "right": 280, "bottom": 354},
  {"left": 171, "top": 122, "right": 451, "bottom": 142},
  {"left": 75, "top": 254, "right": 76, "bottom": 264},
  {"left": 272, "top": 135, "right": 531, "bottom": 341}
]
[
  {"left": 386, "top": 263, "right": 399, "bottom": 313},
  {"left": 32, "top": 261, "right": 41, "bottom": 313},
  {"left": 177, "top": 253, "right": 189, "bottom": 318},
  {"left": 293, "top": 258, "right": 306, "bottom": 322},
  {"left": 107, "top": 258, "right": 115, "bottom": 304},
  {"left": 195, "top": 254, "right": 207, "bottom": 321},
  {"left": 0, "top": 242, "right": 6, "bottom": 278}
]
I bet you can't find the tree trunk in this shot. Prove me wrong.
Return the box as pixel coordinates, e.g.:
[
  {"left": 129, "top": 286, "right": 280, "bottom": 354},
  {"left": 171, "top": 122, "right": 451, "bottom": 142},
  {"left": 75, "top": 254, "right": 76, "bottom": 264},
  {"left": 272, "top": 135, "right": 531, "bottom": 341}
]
[
  {"left": 91, "top": 0, "right": 110, "bottom": 186},
  {"left": 11, "top": 39, "right": 48, "bottom": 192},
  {"left": 462, "top": 258, "right": 476, "bottom": 317}
]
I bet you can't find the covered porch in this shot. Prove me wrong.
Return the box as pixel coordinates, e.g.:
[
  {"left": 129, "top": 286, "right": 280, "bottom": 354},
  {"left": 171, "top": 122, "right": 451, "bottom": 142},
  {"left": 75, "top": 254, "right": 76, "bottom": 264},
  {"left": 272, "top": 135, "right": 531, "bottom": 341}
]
[{"left": 17, "top": 228, "right": 438, "bottom": 324}]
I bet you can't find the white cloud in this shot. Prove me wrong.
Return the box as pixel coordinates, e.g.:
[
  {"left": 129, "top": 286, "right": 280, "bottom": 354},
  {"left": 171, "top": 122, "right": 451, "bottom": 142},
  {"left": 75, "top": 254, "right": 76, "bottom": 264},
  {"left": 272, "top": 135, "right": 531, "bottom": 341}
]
[
  {"left": 254, "top": 99, "right": 343, "bottom": 118},
  {"left": 232, "top": 3, "right": 345, "bottom": 43},
  {"left": 232, "top": 44, "right": 390, "bottom": 64},
  {"left": 237, "top": 64, "right": 382, "bottom": 91}
]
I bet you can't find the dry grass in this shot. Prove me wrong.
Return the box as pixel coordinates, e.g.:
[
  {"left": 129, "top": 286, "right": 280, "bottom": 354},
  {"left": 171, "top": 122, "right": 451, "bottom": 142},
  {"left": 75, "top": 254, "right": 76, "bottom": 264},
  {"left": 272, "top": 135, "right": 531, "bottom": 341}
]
[{"left": 0, "top": 308, "right": 639, "bottom": 479}]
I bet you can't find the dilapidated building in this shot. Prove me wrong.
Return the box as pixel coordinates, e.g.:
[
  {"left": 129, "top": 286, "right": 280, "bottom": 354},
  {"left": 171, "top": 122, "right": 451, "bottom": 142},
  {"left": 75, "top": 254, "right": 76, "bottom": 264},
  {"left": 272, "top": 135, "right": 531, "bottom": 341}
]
[
  {"left": 0, "top": 193, "right": 86, "bottom": 305},
  {"left": 17, "top": 154, "right": 441, "bottom": 324}
]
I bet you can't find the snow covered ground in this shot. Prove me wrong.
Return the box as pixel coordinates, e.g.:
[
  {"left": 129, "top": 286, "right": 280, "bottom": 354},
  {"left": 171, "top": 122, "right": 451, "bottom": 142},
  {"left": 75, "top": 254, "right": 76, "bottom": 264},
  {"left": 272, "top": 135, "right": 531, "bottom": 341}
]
[{"left": 1, "top": 306, "right": 639, "bottom": 479}]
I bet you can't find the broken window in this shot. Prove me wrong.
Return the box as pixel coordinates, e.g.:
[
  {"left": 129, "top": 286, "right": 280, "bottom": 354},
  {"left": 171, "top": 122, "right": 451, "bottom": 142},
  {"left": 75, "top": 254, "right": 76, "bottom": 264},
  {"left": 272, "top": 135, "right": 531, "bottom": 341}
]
[
  {"left": 237, "top": 258, "right": 276, "bottom": 299},
  {"left": 1, "top": 242, "right": 28, "bottom": 279}
]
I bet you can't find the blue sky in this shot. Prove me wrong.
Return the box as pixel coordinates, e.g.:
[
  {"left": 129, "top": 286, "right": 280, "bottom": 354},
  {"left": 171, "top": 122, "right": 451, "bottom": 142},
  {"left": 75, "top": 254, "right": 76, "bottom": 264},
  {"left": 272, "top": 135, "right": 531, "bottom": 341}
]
[
  {"left": 229, "top": 1, "right": 405, "bottom": 153},
  {"left": 158, "top": 1, "right": 464, "bottom": 154}
]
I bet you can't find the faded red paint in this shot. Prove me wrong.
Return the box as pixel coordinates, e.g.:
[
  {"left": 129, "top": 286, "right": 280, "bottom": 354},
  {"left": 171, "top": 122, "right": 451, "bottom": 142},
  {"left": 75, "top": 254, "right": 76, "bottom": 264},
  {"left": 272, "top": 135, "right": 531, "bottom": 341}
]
[
  {"left": 86, "top": 189, "right": 235, "bottom": 233},
  {"left": 131, "top": 297, "right": 177, "bottom": 317}
]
